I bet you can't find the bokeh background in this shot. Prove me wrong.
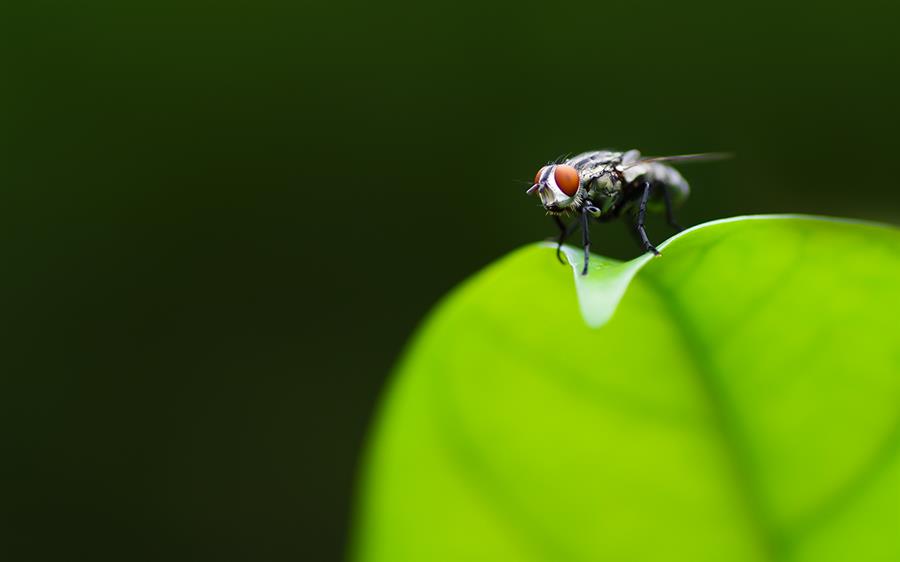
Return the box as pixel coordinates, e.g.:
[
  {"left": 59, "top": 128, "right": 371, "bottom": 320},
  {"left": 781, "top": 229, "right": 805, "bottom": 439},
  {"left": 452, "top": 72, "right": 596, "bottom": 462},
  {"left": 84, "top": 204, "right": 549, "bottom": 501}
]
[{"left": 2, "top": 1, "right": 899, "bottom": 560}]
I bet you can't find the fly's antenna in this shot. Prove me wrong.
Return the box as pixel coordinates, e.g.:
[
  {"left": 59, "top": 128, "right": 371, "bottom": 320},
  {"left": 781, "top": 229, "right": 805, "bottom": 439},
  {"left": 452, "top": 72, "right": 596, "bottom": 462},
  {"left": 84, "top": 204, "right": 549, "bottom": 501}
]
[{"left": 516, "top": 178, "right": 541, "bottom": 194}]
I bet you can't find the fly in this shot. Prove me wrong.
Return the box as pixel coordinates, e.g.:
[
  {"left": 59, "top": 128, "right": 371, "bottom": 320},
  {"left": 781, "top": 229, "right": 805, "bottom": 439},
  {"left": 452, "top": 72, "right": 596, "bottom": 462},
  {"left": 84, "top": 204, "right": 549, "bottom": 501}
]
[{"left": 526, "top": 149, "right": 730, "bottom": 275}]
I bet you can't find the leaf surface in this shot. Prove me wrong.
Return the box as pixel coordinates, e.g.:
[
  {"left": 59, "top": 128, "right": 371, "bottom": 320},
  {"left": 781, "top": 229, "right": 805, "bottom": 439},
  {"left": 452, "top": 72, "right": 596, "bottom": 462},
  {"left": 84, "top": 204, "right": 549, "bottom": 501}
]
[{"left": 353, "top": 215, "right": 900, "bottom": 562}]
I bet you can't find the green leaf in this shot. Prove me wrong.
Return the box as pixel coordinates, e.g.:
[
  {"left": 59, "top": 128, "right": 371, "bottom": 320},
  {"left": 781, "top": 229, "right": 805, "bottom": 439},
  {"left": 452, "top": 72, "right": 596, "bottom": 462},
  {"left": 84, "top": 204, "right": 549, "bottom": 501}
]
[{"left": 352, "top": 215, "right": 900, "bottom": 562}]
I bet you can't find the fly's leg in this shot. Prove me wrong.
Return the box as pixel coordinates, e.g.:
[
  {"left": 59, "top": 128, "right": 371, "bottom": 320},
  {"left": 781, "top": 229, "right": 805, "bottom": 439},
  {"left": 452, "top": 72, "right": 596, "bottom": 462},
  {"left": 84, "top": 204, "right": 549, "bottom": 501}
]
[
  {"left": 552, "top": 215, "right": 567, "bottom": 264},
  {"left": 661, "top": 184, "right": 684, "bottom": 232},
  {"left": 581, "top": 206, "right": 591, "bottom": 275},
  {"left": 636, "top": 181, "right": 661, "bottom": 256},
  {"left": 626, "top": 215, "right": 643, "bottom": 246},
  {"left": 551, "top": 215, "right": 581, "bottom": 264}
]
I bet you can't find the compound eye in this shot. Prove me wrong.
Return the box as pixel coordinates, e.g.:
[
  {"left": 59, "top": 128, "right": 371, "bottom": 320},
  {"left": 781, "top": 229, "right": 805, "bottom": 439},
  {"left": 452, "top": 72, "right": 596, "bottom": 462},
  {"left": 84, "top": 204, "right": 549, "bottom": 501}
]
[
  {"left": 554, "top": 165, "right": 580, "bottom": 196},
  {"left": 534, "top": 166, "right": 549, "bottom": 185}
]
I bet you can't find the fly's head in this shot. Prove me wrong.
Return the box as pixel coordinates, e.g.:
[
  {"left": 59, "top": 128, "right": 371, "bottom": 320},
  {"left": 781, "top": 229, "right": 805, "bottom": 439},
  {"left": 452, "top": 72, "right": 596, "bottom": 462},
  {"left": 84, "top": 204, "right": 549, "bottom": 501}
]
[{"left": 526, "top": 164, "right": 583, "bottom": 214}]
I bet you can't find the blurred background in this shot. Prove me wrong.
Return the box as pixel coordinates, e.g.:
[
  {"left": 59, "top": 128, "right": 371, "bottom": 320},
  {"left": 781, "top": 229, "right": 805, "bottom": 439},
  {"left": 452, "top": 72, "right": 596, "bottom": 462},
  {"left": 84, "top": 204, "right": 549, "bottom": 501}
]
[{"left": 2, "top": 0, "right": 898, "bottom": 560}]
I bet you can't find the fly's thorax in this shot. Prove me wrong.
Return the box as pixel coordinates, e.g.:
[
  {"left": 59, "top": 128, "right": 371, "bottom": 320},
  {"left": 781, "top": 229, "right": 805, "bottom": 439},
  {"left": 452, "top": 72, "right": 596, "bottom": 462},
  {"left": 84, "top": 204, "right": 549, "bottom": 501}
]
[
  {"left": 586, "top": 192, "right": 619, "bottom": 215},
  {"left": 571, "top": 152, "right": 627, "bottom": 198},
  {"left": 586, "top": 171, "right": 623, "bottom": 199},
  {"left": 564, "top": 150, "right": 625, "bottom": 170}
]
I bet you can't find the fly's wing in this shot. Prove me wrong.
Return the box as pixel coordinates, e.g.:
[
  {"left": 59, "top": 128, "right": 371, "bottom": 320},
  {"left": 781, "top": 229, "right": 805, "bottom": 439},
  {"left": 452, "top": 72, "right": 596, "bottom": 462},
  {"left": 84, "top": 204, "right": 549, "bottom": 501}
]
[
  {"left": 621, "top": 149, "right": 641, "bottom": 165},
  {"left": 620, "top": 152, "right": 732, "bottom": 169}
]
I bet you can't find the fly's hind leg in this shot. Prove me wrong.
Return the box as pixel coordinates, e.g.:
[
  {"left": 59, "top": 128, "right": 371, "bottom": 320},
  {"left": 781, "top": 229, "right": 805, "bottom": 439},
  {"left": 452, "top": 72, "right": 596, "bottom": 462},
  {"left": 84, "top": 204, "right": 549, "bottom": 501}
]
[
  {"left": 661, "top": 184, "right": 684, "bottom": 232},
  {"left": 625, "top": 214, "right": 643, "bottom": 246},
  {"left": 635, "top": 181, "right": 661, "bottom": 256}
]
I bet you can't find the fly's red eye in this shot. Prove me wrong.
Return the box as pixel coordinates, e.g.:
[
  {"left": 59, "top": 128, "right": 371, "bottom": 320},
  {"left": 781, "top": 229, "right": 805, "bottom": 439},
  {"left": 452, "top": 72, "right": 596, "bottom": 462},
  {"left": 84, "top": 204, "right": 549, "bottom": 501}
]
[
  {"left": 554, "top": 165, "right": 580, "bottom": 196},
  {"left": 534, "top": 166, "right": 548, "bottom": 185}
]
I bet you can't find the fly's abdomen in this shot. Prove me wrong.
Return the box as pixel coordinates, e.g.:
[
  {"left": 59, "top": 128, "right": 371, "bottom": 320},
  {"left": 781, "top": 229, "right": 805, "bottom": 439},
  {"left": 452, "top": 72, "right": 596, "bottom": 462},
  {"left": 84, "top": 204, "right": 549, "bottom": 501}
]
[{"left": 637, "top": 163, "right": 690, "bottom": 205}]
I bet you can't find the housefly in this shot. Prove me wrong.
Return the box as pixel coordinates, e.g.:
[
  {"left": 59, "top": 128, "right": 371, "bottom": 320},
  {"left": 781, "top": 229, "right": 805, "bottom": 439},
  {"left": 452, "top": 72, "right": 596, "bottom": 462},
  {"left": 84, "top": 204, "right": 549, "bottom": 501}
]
[{"left": 526, "top": 149, "right": 729, "bottom": 275}]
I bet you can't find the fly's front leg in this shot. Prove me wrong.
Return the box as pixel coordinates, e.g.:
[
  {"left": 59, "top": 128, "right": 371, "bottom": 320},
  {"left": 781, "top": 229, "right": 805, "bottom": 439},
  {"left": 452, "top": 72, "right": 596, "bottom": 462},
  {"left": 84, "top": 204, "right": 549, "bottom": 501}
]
[
  {"left": 661, "top": 184, "right": 683, "bottom": 232},
  {"left": 636, "top": 181, "right": 661, "bottom": 256},
  {"left": 551, "top": 215, "right": 581, "bottom": 264},
  {"left": 580, "top": 206, "right": 591, "bottom": 275}
]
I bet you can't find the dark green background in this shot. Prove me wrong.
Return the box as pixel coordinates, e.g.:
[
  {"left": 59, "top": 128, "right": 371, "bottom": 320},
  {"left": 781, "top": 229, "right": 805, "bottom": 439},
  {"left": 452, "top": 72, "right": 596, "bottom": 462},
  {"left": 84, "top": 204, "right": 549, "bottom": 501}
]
[{"left": 2, "top": 1, "right": 898, "bottom": 560}]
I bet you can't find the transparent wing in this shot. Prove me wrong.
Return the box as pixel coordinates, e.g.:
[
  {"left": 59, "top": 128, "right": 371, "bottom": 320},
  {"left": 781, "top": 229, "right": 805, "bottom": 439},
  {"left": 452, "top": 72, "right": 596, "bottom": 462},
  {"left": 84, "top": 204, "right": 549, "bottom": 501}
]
[{"left": 621, "top": 152, "right": 733, "bottom": 168}]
